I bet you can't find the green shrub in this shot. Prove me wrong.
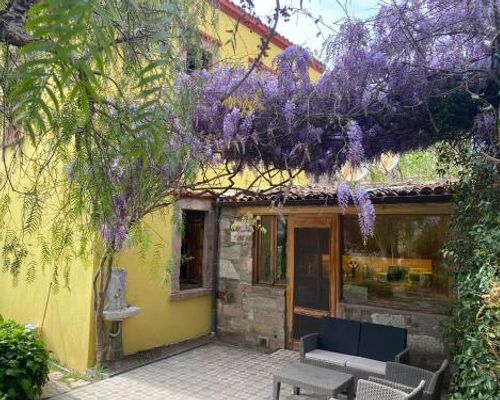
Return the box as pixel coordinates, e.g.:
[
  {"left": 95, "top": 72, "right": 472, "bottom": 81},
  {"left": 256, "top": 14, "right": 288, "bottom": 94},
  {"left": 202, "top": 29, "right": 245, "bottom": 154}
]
[
  {"left": 0, "top": 317, "right": 49, "bottom": 399},
  {"left": 443, "top": 151, "right": 500, "bottom": 399}
]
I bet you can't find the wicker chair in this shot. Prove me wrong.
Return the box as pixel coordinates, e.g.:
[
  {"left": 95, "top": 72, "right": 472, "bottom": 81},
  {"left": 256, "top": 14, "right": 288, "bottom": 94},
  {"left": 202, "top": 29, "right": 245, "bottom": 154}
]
[
  {"left": 355, "top": 379, "right": 426, "bottom": 400},
  {"left": 369, "top": 360, "right": 449, "bottom": 400}
]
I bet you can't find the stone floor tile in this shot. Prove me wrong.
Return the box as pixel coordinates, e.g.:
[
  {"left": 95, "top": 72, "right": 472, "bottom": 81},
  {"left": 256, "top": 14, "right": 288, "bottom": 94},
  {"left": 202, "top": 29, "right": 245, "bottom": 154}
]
[{"left": 52, "top": 343, "right": 323, "bottom": 400}]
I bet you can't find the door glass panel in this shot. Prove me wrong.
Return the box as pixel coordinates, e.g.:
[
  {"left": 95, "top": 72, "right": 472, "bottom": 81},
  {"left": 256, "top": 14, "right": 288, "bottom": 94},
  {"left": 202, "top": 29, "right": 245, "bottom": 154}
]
[{"left": 293, "top": 228, "right": 330, "bottom": 311}]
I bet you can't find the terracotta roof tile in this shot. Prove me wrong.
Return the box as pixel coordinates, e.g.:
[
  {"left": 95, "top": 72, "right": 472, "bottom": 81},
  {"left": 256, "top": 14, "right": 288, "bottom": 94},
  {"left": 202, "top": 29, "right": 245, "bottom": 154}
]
[{"left": 217, "top": 181, "right": 455, "bottom": 205}]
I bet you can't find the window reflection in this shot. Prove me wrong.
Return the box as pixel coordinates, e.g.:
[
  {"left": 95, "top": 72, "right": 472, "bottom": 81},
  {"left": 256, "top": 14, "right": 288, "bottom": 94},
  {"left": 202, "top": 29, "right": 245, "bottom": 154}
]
[
  {"left": 254, "top": 215, "right": 287, "bottom": 285},
  {"left": 341, "top": 215, "right": 451, "bottom": 313},
  {"left": 257, "top": 216, "right": 273, "bottom": 284}
]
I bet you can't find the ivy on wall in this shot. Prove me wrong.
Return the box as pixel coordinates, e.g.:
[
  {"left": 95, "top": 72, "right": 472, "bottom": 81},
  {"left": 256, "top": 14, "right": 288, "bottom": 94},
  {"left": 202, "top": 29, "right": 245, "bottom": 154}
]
[{"left": 442, "top": 150, "right": 500, "bottom": 399}]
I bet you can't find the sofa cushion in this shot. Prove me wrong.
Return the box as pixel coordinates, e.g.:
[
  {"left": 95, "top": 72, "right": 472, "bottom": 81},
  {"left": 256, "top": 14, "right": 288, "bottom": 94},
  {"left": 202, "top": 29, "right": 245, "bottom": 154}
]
[
  {"left": 304, "top": 349, "right": 355, "bottom": 368},
  {"left": 346, "top": 356, "right": 386, "bottom": 376},
  {"left": 358, "top": 321, "right": 407, "bottom": 362},
  {"left": 318, "top": 317, "right": 361, "bottom": 356}
]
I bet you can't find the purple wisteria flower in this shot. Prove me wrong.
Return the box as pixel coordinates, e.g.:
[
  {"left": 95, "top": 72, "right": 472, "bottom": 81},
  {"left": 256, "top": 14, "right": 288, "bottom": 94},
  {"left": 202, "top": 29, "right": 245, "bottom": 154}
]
[
  {"left": 184, "top": 0, "right": 494, "bottom": 179},
  {"left": 472, "top": 111, "right": 495, "bottom": 147},
  {"left": 100, "top": 220, "right": 129, "bottom": 250},
  {"left": 275, "top": 46, "right": 312, "bottom": 96},
  {"left": 283, "top": 100, "right": 296, "bottom": 123},
  {"left": 337, "top": 181, "right": 351, "bottom": 212},
  {"left": 346, "top": 120, "right": 364, "bottom": 167},
  {"left": 352, "top": 186, "right": 375, "bottom": 241},
  {"left": 223, "top": 107, "right": 241, "bottom": 140},
  {"left": 240, "top": 114, "right": 254, "bottom": 135}
]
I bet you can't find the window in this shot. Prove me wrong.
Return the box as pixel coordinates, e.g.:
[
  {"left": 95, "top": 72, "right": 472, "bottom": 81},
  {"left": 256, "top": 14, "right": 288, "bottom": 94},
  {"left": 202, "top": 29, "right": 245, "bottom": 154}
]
[
  {"left": 180, "top": 210, "right": 205, "bottom": 290},
  {"left": 186, "top": 48, "right": 213, "bottom": 73},
  {"left": 170, "top": 199, "right": 214, "bottom": 301},
  {"left": 341, "top": 215, "right": 451, "bottom": 313},
  {"left": 184, "top": 32, "right": 218, "bottom": 74},
  {"left": 254, "top": 216, "right": 287, "bottom": 285}
]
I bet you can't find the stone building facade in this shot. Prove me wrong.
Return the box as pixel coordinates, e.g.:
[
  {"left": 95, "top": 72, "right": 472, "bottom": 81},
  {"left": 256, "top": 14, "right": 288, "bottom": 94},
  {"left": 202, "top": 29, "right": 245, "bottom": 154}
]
[
  {"left": 215, "top": 183, "right": 453, "bottom": 369},
  {"left": 217, "top": 208, "right": 286, "bottom": 351}
]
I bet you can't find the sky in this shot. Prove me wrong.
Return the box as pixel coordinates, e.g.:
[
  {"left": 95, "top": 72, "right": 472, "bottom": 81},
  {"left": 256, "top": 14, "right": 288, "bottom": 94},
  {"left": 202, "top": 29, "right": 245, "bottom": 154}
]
[{"left": 252, "top": 0, "right": 380, "bottom": 59}]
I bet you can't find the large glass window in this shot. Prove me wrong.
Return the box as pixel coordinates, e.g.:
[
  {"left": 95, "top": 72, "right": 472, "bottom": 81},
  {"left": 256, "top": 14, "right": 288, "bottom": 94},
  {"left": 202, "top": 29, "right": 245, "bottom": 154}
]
[
  {"left": 254, "top": 216, "right": 287, "bottom": 285},
  {"left": 341, "top": 215, "right": 451, "bottom": 313}
]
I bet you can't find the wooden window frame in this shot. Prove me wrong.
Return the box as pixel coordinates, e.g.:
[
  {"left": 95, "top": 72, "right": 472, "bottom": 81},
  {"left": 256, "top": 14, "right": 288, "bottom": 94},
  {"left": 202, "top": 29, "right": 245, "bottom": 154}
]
[
  {"left": 184, "top": 31, "right": 220, "bottom": 74},
  {"left": 170, "top": 198, "right": 214, "bottom": 301},
  {"left": 253, "top": 215, "right": 286, "bottom": 287}
]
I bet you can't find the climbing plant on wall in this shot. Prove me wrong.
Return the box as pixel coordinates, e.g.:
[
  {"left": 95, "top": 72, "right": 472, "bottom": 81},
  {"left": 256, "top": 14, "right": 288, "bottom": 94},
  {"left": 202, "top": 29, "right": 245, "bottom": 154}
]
[{"left": 442, "top": 148, "right": 499, "bottom": 399}]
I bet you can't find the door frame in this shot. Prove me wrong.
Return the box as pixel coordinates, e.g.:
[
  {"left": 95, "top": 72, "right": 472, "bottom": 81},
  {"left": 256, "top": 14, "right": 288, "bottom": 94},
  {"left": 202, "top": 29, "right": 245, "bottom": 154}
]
[{"left": 286, "top": 215, "right": 339, "bottom": 348}]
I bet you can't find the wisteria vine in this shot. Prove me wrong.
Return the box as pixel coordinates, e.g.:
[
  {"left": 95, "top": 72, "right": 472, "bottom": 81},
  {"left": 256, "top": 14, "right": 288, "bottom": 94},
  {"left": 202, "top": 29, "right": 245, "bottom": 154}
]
[{"left": 179, "top": 0, "right": 498, "bottom": 238}]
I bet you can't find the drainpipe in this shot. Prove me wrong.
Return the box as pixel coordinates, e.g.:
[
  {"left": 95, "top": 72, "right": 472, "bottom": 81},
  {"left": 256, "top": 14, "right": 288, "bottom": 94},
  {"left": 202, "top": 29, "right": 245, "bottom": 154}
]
[{"left": 211, "top": 203, "right": 221, "bottom": 335}]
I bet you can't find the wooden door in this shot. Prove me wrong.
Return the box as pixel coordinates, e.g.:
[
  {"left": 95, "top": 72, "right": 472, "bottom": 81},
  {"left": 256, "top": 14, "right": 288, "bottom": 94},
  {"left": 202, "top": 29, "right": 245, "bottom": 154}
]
[{"left": 286, "top": 216, "right": 338, "bottom": 348}]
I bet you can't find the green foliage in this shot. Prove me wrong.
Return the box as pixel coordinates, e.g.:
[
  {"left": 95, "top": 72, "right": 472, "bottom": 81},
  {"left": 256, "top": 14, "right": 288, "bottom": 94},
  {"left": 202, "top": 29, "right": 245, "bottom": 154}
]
[
  {"left": 368, "top": 148, "right": 457, "bottom": 183},
  {"left": 442, "top": 150, "right": 500, "bottom": 399},
  {"left": 0, "top": 318, "right": 49, "bottom": 399},
  {"left": 429, "top": 91, "right": 479, "bottom": 133},
  {"left": 1, "top": 231, "right": 28, "bottom": 282},
  {"left": 0, "top": 0, "right": 215, "bottom": 285}
]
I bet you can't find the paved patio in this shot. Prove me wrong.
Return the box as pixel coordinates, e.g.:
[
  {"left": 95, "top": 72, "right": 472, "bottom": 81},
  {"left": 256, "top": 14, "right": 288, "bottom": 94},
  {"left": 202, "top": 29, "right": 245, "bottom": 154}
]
[{"left": 54, "top": 342, "right": 337, "bottom": 399}]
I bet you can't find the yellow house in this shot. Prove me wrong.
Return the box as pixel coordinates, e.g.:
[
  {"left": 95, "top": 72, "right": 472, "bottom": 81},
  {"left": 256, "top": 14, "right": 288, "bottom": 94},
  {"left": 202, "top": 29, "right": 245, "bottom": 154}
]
[{"left": 0, "top": 0, "right": 323, "bottom": 373}]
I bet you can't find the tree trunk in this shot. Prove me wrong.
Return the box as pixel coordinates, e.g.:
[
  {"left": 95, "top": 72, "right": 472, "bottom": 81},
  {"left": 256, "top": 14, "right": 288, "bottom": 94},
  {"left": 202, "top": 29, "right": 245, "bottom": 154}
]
[
  {"left": 0, "top": 0, "right": 37, "bottom": 47},
  {"left": 93, "top": 249, "right": 114, "bottom": 366}
]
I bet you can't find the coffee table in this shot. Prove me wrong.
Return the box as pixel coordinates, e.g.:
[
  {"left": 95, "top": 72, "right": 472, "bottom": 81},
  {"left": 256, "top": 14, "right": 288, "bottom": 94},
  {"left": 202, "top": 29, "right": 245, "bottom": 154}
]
[{"left": 273, "top": 362, "right": 355, "bottom": 400}]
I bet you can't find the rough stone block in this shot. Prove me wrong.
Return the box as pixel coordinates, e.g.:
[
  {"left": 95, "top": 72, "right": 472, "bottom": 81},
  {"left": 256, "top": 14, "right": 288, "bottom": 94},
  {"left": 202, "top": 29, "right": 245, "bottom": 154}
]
[
  {"left": 219, "top": 217, "right": 231, "bottom": 230},
  {"left": 239, "top": 257, "right": 253, "bottom": 282},
  {"left": 371, "top": 312, "right": 407, "bottom": 328},
  {"left": 219, "top": 244, "right": 243, "bottom": 261},
  {"left": 248, "top": 296, "right": 278, "bottom": 311},
  {"left": 219, "top": 259, "right": 240, "bottom": 280},
  {"left": 223, "top": 303, "right": 245, "bottom": 318},
  {"left": 408, "top": 333, "right": 444, "bottom": 355}
]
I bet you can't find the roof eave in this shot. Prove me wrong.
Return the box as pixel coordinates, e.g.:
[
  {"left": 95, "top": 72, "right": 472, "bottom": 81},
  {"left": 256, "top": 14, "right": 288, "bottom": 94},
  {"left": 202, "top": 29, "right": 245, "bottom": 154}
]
[{"left": 215, "top": 194, "right": 453, "bottom": 207}]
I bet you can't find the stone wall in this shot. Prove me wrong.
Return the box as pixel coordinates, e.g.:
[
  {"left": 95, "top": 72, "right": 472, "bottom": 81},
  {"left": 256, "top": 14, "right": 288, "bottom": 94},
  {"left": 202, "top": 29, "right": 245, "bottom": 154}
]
[
  {"left": 216, "top": 208, "right": 286, "bottom": 350},
  {"left": 340, "top": 303, "right": 448, "bottom": 369},
  {"left": 216, "top": 208, "right": 449, "bottom": 368}
]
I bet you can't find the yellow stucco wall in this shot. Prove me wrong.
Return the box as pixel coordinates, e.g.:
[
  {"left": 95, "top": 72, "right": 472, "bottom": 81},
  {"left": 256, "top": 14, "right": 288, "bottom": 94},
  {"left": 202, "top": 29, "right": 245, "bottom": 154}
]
[
  {"left": 113, "top": 211, "right": 212, "bottom": 356},
  {"left": 206, "top": 5, "right": 322, "bottom": 78},
  {"left": 0, "top": 162, "right": 95, "bottom": 372},
  {"left": 0, "top": 263, "right": 95, "bottom": 372},
  {"left": 1, "top": 3, "right": 320, "bottom": 372}
]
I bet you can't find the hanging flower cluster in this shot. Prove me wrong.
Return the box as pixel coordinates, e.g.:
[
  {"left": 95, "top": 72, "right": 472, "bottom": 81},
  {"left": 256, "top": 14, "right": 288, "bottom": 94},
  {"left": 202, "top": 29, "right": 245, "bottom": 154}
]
[
  {"left": 336, "top": 183, "right": 376, "bottom": 241},
  {"left": 178, "top": 0, "right": 496, "bottom": 239},
  {"left": 70, "top": 102, "right": 211, "bottom": 251},
  {"left": 186, "top": 3, "right": 493, "bottom": 173}
]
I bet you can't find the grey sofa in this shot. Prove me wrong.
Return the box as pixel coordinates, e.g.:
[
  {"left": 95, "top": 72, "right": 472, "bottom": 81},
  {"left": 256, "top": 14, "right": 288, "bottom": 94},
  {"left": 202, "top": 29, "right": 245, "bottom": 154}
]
[
  {"left": 300, "top": 317, "right": 409, "bottom": 380},
  {"left": 369, "top": 360, "right": 449, "bottom": 400}
]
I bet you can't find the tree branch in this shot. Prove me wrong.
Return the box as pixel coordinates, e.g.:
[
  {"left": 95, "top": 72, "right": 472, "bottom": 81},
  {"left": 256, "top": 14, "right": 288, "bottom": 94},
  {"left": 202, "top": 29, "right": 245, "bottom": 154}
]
[{"left": 0, "top": 0, "right": 38, "bottom": 47}]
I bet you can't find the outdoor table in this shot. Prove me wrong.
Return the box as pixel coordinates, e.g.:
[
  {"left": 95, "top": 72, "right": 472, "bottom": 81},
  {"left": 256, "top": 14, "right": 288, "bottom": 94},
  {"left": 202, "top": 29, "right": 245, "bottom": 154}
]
[{"left": 273, "top": 361, "right": 355, "bottom": 400}]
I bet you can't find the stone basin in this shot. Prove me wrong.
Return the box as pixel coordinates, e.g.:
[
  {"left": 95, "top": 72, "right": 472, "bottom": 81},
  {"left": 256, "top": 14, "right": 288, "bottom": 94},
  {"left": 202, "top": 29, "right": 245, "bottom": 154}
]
[{"left": 103, "top": 306, "right": 141, "bottom": 321}]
